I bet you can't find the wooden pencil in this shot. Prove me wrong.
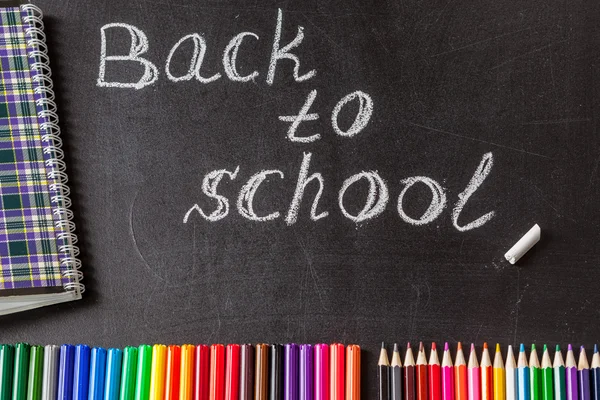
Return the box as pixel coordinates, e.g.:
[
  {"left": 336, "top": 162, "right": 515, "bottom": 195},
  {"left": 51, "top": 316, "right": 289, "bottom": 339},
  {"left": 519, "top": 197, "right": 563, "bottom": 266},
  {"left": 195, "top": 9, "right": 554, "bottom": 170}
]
[
  {"left": 416, "top": 343, "right": 428, "bottom": 400},
  {"left": 518, "top": 344, "right": 530, "bottom": 400},
  {"left": 379, "top": 343, "right": 390, "bottom": 400},
  {"left": 255, "top": 344, "right": 269, "bottom": 400},
  {"left": 480, "top": 344, "right": 492, "bottom": 400},
  {"left": 506, "top": 346, "right": 517, "bottom": 400},
  {"left": 541, "top": 346, "right": 553, "bottom": 400},
  {"left": 579, "top": 347, "right": 590, "bottom": 400},
  {"left": 404, "top": 344, "right": 416, "bottom": 400},
  {"left": 565, "top": 345, "right": 577, "bottom": 400},
  {"left": 467, "top": 344, "right": 480, "bottom": 400},
  {"left": 492, "top": 344, "right": 505, "bottom": 400},
  {"left": 391, "top": 344, "right": 402, "bottom": 400},
  {"left": 441, "top": 343, "right": 454, "bottom": 400},
  {"left": 591, "top": 346, "right": 600, "bottom": 400},
  {"left": 429, "top": 343, "right": 441, "bottom": 400},
  {"left": 530, "top": 345, "right": 541, "bottom": 400},
  {"left": 553, "top": 346, "right": 566, "bottom": 400},
  {"left": 455, "top": 343, "right": 467, "bottom": 400}
]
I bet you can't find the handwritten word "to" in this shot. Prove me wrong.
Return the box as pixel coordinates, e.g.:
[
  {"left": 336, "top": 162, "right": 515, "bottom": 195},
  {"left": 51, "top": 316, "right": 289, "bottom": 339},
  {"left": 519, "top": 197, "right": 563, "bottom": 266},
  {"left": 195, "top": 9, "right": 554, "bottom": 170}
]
[
  {"left": 183, "top": 152, "right": 496, "bottom": 232},
  {"left": 98, "top": 9, "right": 314, "bottom": 89}
]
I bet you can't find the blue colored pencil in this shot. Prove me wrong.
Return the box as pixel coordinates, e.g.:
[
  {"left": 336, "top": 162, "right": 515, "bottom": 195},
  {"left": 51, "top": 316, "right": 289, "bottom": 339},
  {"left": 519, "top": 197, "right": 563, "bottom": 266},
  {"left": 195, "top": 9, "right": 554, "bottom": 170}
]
[
  {"left": 73, "top": 345, "right": 90, "bottom": 400},
  {"left": 57, "top": 345, "right": 75, "bottom": 400},
  {"left": 104, "top": 349, "right": 123, "bottom": 400},
  {"left": 579, "top": 347, "right": 590, "bottom": 400},
  {"left": 518, "top": 344, "right": 531, "bottom": 400},
  {"left": 591, "top": 346, "right": 600, "bottom": 400},
  {"left": 89, "top": 348, "right": 107, "bottom": 400}
]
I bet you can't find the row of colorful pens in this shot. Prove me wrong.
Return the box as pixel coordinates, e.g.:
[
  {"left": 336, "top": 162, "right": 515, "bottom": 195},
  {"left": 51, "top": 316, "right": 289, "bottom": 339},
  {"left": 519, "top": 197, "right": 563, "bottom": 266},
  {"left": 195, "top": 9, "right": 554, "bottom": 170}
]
[
  {"left": 377, "top": 343, "right": 599, "bottom": 400},
  {"left": 0, "top": 343, "right": 360, "bottom": 400}
]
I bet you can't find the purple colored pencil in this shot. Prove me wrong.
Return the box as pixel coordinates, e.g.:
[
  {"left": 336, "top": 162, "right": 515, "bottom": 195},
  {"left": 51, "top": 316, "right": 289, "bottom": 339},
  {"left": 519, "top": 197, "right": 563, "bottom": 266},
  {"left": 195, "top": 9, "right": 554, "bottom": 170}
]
[
  {"left": 300, "top": 345, "right": 314, "bottom": 400},
  {"left": 579, "top": 347, "right": 591, "bottom": 400},
  {"left": 566, "top": 345, "right": 579, "bottom": 400},
  {"left": 285, "top": 344, "right": 299, "bottom": 400},
  {"left": 315, "top": 344, "right": 330, "bottom": 400}
]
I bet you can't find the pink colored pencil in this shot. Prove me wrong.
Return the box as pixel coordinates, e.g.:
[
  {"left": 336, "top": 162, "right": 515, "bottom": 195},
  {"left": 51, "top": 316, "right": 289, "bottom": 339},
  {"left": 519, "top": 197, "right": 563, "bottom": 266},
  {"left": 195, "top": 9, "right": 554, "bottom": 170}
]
[
  {"left": 467, "top": 344, "right": 481, "bottom": 400},
  {"left": 442, "top": 343, "right": 455, "bottom": 400}
]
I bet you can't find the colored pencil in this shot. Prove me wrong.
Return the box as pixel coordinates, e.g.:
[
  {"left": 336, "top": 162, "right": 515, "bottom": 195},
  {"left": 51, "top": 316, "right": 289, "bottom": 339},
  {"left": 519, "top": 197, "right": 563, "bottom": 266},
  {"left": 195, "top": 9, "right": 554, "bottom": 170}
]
[
  {"left": 480, "top": 344, "right": 492, "bottom": 400},
  {"left": 553, "top": 346, "right": 566, "bottom": 400},
  {"left": 517, "top": 344, "right": 530, "bottom": 400},
  {"left": 455, "top": 343, "right": 467, "bottom": 400},
  {"left": 209, "top": 345, "right": 225, "bottom": 400},
  {"left": 134, "top": 345, "right": 152, "bottom": 400},
  {"left": 540, "top": 346, "right": 553, "bottom": 400},
  {"left": 378, "top": 343, "right": 390, "bottom": 400},
  {"left": 269, "top": 344, "right": 283, "bottom": 400},
  {"left": 284, "top": 344, "right": 298, "bottom": 400},
  {"left": 390, "top": 344, "right": 401, "bottom": 400},
  {"left": 0, "top": 345, "right": 14, "bottom": 400},
  {"left": 26, "top": 346, "right": 43, "bottom": 400},
  {"left": 194, "top": 346, "right": 209, "bottom": 400},
  {"left": 149, "top": 345, "right": 167, "bottom": 400},
  {"left": 346, "top": 345, "right": 360, "bottom": 400},
  {"left": 180, "top": 345, "right": 194, "bottom": 400},
  {"left": 105, "top": 348, "right": 123, "bottom": 400},
  {"left": 255, "top": 344, "right": 269, "bottom": 400},
  {"left": 225, "top": 345, "right": 240, "bottom": 400},
  {"left": 416, "top": 343, "right": 428, "bottom": 400},
  {"left": 165, "top": 346, "right": 181, "bottom": 400},
  {"left": 73, "top": 345, "right": 90, "bottom": 400},
  {"left": 467, "top": 344, "right": 480, "bottom": 400},
  {"left": 506, "top": 346, "right": 517, "bottom": 400},
  {"left": 57, "top": 345, "right": 75, "bottom": 400},
  {"left": 315, "top": 344, "right": 329, "bottom": 400},
  {"left": 41, "top": 345, "right": 60, "bottom": 400},
  {"left": 428, "top": 343, "right": 441, "bottom": 400},
  {"left": 405, "top": 343, "right": 416, "bottom": 400},
  {"left": 12, "top": 343, "right": 30, "bottom": 400},
  {"left": 492, "top": 344, "right": 505, "bottom": 400},
  {"left": 89, "top": 348, "right": 107, "bottom": 400},
  {"left": 565, "top": 345, "right": 577, "bottom": 400},
  {"left": 579, "top": 347, "right": 590, "bottom": 400},
  {"left": 330, "top": 344, "right": 344, "bottom": 400},
  {"left": 298, "top": 345, "right": 312, "bottom": 400},
  {"left": 591, "top": 346, "right": 600, "bottom": 400},
  {"left": 120, "top": 347, "right": 138, "bottom": 400},
  {"left": 441, "top": 343, "right": 454, "bottom": 400},
  {"left": 240, "top": 345, "right": 254, "bottom": 400},
  {"left": 530, "top": 345, "right": 541, "bottom": 400}
]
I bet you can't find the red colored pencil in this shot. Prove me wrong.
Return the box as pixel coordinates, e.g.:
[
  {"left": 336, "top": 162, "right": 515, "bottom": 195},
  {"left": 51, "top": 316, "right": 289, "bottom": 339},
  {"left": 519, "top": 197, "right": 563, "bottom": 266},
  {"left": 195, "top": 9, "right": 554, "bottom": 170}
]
[
  {"left": 417, "top": 343, "right": 428, "bottom": 400},
  {"left": 455, "top": 343, "right": 468, "bottom": 400},
  {"left": 225, "top": 345, "right": 240, "bottom": 400},
  {"left": 405, "top": 343, "right": 416, "bottom": 400},
  {"left": 429, "top": 343, "right": 442, "bottom": 400},
  {"left": 480, "top": 344, "right": 493, "bottom": 400},
  {"left": 194, "top": 345, "right": 210, "bottom": 400},
  {"left": 209, "top": 345, "right": 225, "bottom": 400},
  {"left": 165, "top": 345, "right": 181, "bottom": 400}
]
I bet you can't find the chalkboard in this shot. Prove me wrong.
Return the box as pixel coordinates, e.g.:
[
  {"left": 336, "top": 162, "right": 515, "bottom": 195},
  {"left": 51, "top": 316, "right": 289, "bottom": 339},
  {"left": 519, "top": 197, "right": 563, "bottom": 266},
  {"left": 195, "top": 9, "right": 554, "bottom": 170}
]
[{"left": 1, "top": 0, "right": 599, "bottom": 398}]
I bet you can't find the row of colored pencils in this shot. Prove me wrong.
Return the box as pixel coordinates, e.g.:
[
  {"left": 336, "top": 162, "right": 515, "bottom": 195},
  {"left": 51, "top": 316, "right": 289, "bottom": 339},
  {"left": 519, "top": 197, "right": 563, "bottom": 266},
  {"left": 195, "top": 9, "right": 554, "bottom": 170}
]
[
  {"left": 378, "top": 343, "right": 600, "bottom": 400},
  {"left": 0, "top": 343, "right": 360, "bottom": 400}
]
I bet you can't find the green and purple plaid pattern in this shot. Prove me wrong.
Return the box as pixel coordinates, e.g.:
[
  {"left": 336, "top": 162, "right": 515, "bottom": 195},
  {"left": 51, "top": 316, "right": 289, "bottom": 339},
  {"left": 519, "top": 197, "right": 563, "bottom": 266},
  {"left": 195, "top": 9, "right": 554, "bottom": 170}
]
[{"left": 0, "top": 6, "right": 67, "bottom": 291}]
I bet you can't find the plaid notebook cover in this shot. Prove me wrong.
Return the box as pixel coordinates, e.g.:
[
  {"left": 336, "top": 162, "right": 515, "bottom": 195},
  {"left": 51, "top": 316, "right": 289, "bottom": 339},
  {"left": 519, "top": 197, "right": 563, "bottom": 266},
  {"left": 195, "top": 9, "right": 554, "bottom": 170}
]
[{"left": 0, "top": 6, "right": 69, "bottom": 293}]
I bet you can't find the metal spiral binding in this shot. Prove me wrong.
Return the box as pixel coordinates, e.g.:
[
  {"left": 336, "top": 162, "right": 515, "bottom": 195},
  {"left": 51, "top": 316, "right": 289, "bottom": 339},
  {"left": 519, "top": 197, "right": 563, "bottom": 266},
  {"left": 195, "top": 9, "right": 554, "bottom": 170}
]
[{"left": 21, "top": 4, "right": 84, "bottom": 294}]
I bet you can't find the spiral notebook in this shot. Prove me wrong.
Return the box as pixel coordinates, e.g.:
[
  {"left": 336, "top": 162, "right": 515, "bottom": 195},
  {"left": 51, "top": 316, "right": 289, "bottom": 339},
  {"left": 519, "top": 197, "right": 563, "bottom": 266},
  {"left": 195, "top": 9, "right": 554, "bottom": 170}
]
[{"left": 0, "top": 3, "right": 83, "bottom": 315}]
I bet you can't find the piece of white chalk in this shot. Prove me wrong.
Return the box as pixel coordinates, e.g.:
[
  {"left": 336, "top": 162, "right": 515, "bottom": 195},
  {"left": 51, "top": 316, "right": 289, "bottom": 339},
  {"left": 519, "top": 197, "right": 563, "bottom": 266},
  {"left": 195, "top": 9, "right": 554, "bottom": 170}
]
[{"left": 504, "top": 224, "right": 541, "bottom": 264}]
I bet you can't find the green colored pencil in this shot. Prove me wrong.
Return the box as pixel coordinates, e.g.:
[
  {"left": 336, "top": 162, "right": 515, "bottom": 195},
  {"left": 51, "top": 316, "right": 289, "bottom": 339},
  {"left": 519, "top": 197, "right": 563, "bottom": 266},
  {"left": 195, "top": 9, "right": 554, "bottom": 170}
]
[
  {"left": 120, "top": 347, "right": 138, "bottom": 400},
  {"left": 26, "top": 346, "right": 44, "bottom": 400},
  {"left": 12, "top": 344, "right": 30, "bottom": 400},
  {"left": 530, "top": 345, "right": 542, "bottom": 400},
  {"left": 554, "top": 345, "right": 567, "bottom": 400},
  {"left": 541, "top": 345, "right": 553, "bottom": 400},
  {"left": 134, "top": 345, "right": 152, "bottom": 400},
  {"left": 0, "top": 345, "right": 15, "bottom": 400}
]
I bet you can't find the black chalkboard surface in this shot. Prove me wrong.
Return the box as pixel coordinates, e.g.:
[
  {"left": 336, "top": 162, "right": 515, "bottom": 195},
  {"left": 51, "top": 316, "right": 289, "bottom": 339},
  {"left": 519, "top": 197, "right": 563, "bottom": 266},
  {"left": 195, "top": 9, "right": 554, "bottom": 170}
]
[{"left": 2, "top": 0, "right": 599, "bottom": 397}]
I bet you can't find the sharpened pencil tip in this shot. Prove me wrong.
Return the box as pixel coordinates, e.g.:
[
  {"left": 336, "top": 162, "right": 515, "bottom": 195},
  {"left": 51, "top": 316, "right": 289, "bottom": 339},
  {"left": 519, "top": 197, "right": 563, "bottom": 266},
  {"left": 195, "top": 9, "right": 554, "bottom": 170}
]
[
  {"left": 483, "top": 342, "right": 488, "bottom": 349},
  {"left": 381, "top": 342, "right": 385, "bottom": 349},
  {"left": 568, "top": 344, "right": 573, "bottom": 351},
  {"left": 520, "top": 344, "right": 525, "bottom": 352},
  {"left": 496, "top": 343, "right": 500, "bottom": 352},
  {"left": 543, "top": 344, "right": 547, "bottom": 351},
  {"left": 407, "top": 342, "right": 411, "bottom": 349},
  {"left": 532, "top": 344, "right": 536, "bottom": 350},
  {"left": 444, "top": 342, "right": 449, "bottom": 351},
  {"left": 457, "top": 342, "right": 462, "bottom": 350},
  {"left": 393, "top": 343, "right": 398, "bottom": 352},
  {"left": 595, "top": 345, "right": 598, "bottom": 354},
  {"left": 471, "top": 343, "right": 475, "bottom": 351},
  {"left": 419, "top": 342, "right": 424, "bottom": 351},
  {"left": 556, "top": 344, "right": 561, "bottom": 351},
  {"left": 432, "top": 342, "right": 437, "bottom": 351},
  {"left": 581, "top": 345, "right": 585, "bottom": 351}
]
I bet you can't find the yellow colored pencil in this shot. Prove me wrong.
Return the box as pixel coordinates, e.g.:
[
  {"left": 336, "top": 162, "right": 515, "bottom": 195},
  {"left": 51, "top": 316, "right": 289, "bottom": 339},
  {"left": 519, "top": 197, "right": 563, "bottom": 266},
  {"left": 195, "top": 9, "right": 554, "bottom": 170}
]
[
  {"left": 180, "top": 345, "right": 194, "bottom": 400},
  {"left": 493, "top": 344, "right": 506, "bottom": 400},
  {"left": 150, "top": 345, "right": 167, "bottom": 400}
]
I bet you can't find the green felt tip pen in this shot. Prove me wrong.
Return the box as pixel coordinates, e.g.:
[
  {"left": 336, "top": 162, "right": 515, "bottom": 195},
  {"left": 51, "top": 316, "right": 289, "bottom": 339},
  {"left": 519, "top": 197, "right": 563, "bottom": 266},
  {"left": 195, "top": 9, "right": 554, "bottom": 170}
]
[
  {"left": 12, "top": 343, "right": 30, "bottom": 400},
  {"left": 26, "top": 346, "right": 44, "bottom": 400},
  {"left": 0, "top": 345, "right": 15, "bottom": 400},
  {"left": 134, "top": 345, "right": 152, "bottom": 400},
  {"left": 120, "top": 347, "right": 138, "bottom": 400}
]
